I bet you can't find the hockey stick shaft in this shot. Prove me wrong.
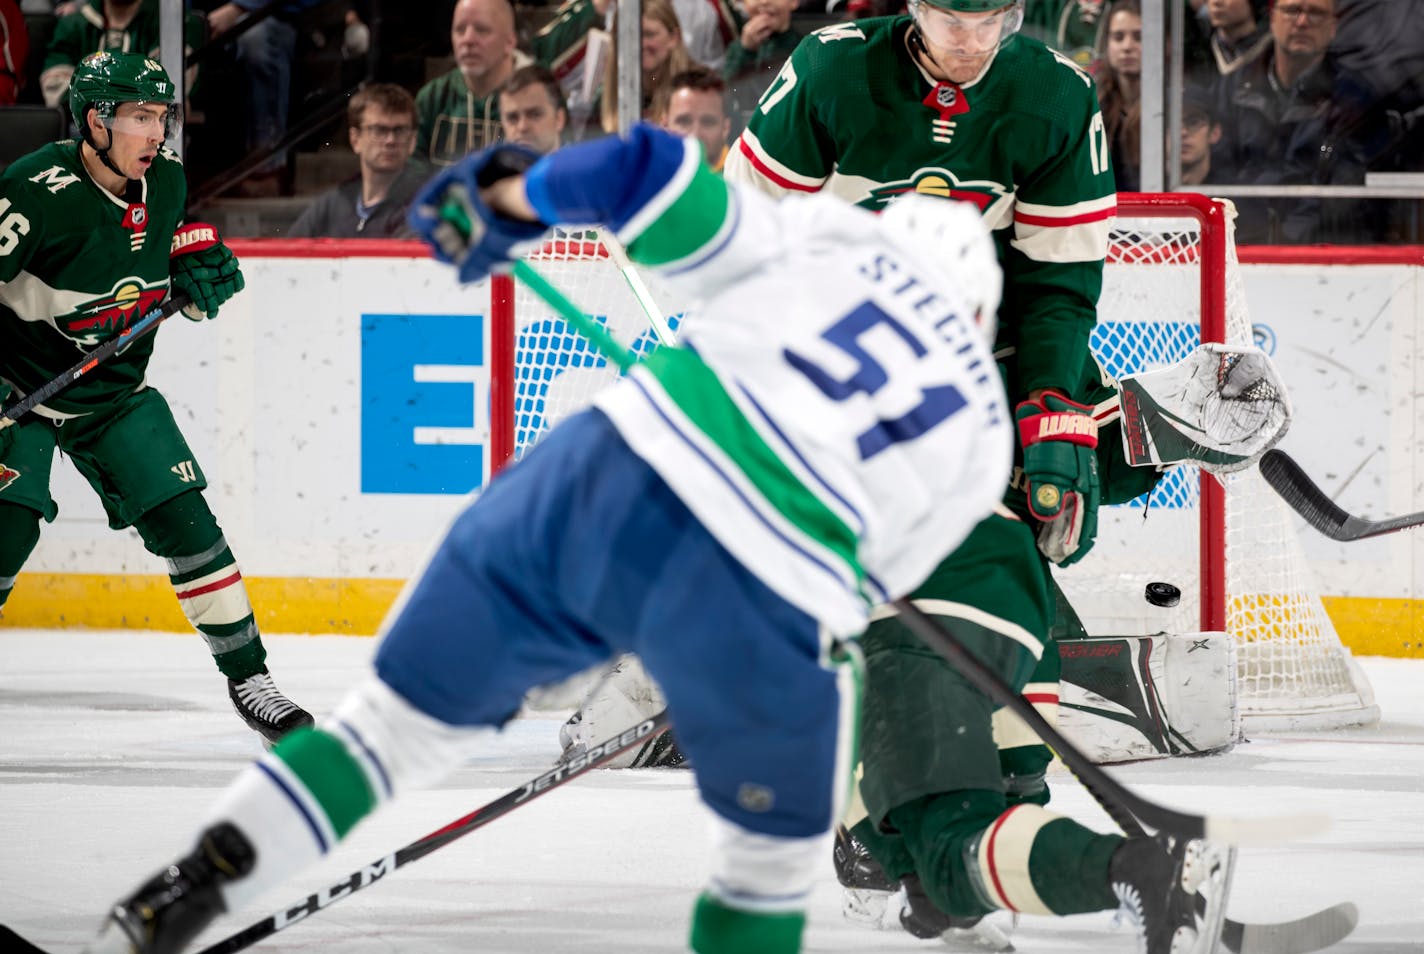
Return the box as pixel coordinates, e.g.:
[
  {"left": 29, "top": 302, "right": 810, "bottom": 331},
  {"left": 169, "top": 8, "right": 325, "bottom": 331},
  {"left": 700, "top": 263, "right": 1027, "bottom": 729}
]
[
  {"left": 892, "top": 599, "right": 1325, "bottom": 845},
  {"left": 0, "top": 292, "right": 191, "bottom": 430},
  {"left": 185, "top": 710, "right": 668, "bottom": 954},
  {"left": 1259, "top": 449, "right": 1424, "bottom": 541},
  {"left": 512, "top": 259, "right": 637, "bottom": 371}
]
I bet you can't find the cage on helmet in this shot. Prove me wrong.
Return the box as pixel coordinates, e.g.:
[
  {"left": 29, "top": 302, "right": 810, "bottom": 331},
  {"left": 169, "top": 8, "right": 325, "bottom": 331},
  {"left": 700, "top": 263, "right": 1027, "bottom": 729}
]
[
  {"left": 68, "top": 51, "right": 180, "bottom": 142},
  {"left": 879, "top": 194, "right": 1002, "bottom": 341},
  {"left": 908, "top": 0, "right": 1025, "bottom": 47}
]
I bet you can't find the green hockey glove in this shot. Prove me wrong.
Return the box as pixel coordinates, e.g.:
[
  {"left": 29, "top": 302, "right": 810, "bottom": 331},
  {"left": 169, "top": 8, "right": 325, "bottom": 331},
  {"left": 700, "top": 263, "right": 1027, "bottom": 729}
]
[
  {"left": 170, "top": 223, "right": 244, "bottom": 320},
  {"left": 1016, "top": 391, "right": 1100, "bottom": 566}
]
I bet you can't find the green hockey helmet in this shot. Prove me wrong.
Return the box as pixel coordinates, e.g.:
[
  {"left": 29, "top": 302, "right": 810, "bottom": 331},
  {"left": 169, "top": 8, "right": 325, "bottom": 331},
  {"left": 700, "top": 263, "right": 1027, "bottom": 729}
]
[
  {"left": 908, "top": 0, "right": 1025, "bottom": 47},
  {"left": 68, "top": 51, "right": 180, "bottom": 143}
]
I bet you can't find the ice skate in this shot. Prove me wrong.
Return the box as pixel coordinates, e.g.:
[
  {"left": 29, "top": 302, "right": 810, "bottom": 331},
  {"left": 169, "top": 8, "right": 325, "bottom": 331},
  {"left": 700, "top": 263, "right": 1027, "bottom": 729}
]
[
  {"left": 1110, "top": 834, "right": 1237, "bottom": 954},
  {"left": 900, "top": 873, "right": 1017, "bottom": 951},
  {"left": 227, "top": 669, "right": 313, "bottom": 744},
  {"left": 86, "top": 823, "right": 254, "bottom": 954},
  {"left": 832, "top": 824, "right": 898, "bottom": 927}
]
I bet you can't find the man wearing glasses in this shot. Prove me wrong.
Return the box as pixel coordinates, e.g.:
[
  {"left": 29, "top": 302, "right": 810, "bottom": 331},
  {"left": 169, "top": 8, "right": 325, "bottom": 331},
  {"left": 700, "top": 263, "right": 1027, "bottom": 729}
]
[
  {"left": 1215, "top": 0, "right": 1384, "bottom": 241},
  {"left": 288, "top": 83, "right": 425, "bottom": 239}
]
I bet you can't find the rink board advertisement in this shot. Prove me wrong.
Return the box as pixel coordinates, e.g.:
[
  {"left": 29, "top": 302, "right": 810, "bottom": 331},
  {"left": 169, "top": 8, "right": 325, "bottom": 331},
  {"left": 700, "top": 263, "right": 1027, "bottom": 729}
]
[{"left": 9, "top": 244, "right": 1423, "bottom": 651}]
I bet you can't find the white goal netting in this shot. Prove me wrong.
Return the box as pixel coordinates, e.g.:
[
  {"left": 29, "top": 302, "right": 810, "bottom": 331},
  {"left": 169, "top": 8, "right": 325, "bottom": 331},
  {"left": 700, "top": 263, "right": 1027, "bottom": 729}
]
[{"left": 493, "top": 204, "right": 1378, "bottom": 732}]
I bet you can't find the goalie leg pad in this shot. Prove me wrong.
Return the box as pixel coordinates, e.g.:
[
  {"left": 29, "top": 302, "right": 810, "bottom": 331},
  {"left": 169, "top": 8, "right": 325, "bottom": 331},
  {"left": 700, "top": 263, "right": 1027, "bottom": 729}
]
[{"left": 1058, "top": 632, "right": 1241, "bottom": 764}]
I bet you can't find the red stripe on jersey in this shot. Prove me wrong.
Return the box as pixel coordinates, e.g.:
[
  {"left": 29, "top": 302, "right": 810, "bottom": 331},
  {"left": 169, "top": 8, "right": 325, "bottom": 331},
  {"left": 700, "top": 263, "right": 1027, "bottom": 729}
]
[
  {"left": 1023, "top": 692, "right": 1059, "bottom": 705},
  {"left": 1013, "top": 205, "right": 1117, "bottom": 228},
  {"left": 736, "top": 139, "right": 822, "bottom": 193},
  {"left": 175, "top": 571, "right": 243, "bottom": 601},
  {"left": 984, "top": 805, "right": 1025, "bottom": 911}
]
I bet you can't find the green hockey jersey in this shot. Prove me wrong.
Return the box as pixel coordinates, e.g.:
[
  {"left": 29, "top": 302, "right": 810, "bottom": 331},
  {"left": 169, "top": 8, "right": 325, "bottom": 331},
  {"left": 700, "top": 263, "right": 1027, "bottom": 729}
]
[
  {"left": 0, "top": 140, "right": 186, "bottom": 417},
  {"left": 724, "top": 17, "right": 1117, "bottom": 403}
]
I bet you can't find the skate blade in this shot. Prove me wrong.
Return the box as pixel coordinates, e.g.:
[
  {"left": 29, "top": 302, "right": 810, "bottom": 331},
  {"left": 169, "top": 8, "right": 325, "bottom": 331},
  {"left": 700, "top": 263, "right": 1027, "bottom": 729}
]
[
  {"left": 938, "top": 916, "right": 1017, "bottom": 952},
  {"left": 1187, "top": 843, "right": 1238, "bottom": 954},
  {"left": 840, "top": 885, "right": 901, "bottom": 930}
]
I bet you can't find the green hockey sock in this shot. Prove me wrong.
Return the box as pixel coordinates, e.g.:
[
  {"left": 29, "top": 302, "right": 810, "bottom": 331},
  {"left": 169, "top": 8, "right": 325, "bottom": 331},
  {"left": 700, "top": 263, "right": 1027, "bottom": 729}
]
[
  {"left": 689, "top": 893, "right": 805, "bottom": 954},
  {"left": 1027, "top": 818, "right": 1123, "bottom": 913}
]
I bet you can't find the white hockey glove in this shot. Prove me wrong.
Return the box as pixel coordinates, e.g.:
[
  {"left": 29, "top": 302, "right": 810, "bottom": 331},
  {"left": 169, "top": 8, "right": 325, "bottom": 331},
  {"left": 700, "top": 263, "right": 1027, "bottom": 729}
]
[{"left": 1116, "top": 344, "right": 1292, "bottom": 475}]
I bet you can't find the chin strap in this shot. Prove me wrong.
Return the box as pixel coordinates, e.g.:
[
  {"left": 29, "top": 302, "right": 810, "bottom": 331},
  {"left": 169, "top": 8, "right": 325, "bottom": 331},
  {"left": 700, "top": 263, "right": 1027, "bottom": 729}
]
[{"left": 78, "top": 109, "right": 137, "bottom": 185}]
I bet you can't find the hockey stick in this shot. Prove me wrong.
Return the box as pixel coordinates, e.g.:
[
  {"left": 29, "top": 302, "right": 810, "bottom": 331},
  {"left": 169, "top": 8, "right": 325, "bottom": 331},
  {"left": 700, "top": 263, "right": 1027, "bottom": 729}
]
[
  {"left": 601, "top": 230, "right": 678, "bottom": 346},
  {"left": 0, "top": 292, "right": 192, "bottom": 430},
  {"left": 1259, "top": 448, "right": 1424, "bottom": 541},
  {"left": 0, "top": 710, "right": 670, "bottom": 954},
  {"left": 891, "top": 598, "right": 1325, "bottom": 846}
]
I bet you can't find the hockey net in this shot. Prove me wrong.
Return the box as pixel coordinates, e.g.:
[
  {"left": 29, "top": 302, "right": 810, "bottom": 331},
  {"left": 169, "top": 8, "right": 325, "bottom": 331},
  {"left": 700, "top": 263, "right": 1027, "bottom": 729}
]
[
  {"left": 1057, "top": 193, "right": 1376, "bottom": 731},
  {"left": 490, "top": 203, "right": 1377, "bottom": 732}
]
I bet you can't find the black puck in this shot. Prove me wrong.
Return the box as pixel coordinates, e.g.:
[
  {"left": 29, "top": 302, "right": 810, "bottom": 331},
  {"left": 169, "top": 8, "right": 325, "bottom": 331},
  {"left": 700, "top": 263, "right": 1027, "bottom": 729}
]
[{"left": 1144, "top": 581, "right": 1182, "bottom": 607}]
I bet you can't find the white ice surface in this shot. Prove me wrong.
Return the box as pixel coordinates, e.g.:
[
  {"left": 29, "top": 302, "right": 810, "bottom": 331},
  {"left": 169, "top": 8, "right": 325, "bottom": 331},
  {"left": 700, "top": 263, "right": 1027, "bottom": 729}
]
[{"left": 1, "top": 630, "right": 1420, "bottom": 953}]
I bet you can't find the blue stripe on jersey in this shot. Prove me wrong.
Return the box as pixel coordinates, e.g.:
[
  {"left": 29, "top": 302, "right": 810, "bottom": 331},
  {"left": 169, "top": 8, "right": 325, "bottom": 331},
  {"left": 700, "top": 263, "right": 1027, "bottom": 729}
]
[
  {"left": 732, "top": 381, "right": 891, "bottom": 605},
  {"left": 626, "top": 372, "right": 862, "bottom": 603}
]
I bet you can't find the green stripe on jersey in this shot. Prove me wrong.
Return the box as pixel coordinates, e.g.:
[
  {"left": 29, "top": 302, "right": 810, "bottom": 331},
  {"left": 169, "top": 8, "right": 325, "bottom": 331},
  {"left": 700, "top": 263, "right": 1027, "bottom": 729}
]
[
  {"left": 641, "top": 347, "right": 866, "bottom": 595},
  {"left": 272, "top": 728, "right": 377, "bottom": 839},
  {"left": 625, "top": 158, "right": 731, "bottom": 267}
]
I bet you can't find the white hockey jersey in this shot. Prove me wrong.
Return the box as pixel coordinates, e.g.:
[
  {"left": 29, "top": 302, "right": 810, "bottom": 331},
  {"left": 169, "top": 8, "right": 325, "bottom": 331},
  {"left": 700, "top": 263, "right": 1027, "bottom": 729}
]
[{"left": 557, "top": 134, "right": 1013, "bottom": 637}]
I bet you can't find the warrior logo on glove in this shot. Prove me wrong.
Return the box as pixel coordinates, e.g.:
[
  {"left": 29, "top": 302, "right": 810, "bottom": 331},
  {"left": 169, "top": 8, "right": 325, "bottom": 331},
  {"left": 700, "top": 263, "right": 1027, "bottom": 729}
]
[{"left": 169, "top": 222, "right": 244, "bottom": 321}]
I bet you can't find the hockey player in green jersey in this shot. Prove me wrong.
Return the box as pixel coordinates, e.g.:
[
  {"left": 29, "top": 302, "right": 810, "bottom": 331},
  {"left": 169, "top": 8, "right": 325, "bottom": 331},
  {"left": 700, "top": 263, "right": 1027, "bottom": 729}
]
[
  {"left": 723, "top": 2, "right": 1222, "bottom": 952},
  {"left": 0, "top": 51, "right": 313, "bottom": 745}
]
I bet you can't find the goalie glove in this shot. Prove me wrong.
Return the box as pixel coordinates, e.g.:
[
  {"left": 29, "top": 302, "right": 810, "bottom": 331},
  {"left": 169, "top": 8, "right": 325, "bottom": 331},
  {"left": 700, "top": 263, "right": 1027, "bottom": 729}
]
[
  {"left": 1016, "top": 391, "right": 1100, "bottom": 566},
  {"left": 407, "top": 143, "right": 547, "bottom": 285},
  {"left": 169, "top": 223, "right": 243, "bottom": 321},
  {"left": 1117, "top": 344, "right": 1292, "bottom": 475}
]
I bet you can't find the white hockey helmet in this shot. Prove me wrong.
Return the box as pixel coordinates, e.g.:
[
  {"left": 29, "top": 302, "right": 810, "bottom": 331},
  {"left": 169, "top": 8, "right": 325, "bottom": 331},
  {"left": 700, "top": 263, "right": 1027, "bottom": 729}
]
[{"left": 879, "top": 193, "right": 1002, "bottom": 340}]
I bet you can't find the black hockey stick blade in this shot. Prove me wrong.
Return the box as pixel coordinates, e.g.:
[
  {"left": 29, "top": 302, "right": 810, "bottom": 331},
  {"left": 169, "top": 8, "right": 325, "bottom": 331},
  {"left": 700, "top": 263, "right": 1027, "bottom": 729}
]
[
  {"left": 1222, "top": 901, "right": 1358, "bottom": 954},
  {"left": 0, "top": 925, "right": 48, "bottom": 954},
  {"left": 891, "top": 598, "right": 1328, "bottom": 846},
  {"left": 0, "top": 710, "right": 670, "bottom": 954},
  {"left": 0, "top": 291, "right": 191, "bottom": 430},
  {"left": 1260, "top": 449, "right": 1424, "bottom": 541}
]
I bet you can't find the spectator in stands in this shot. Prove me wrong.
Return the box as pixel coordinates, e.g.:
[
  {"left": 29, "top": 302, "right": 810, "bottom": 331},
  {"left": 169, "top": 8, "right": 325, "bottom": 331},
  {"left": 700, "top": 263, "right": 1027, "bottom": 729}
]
[
  {"left": 1095, "top": 0, "right": 1141, "bottom": 191},
  {"left": 657, "top": 66, "right": 729, "bottom": 170},
  {"left": 415, "top": 0, "right": 603, "bottom": 165},
  {"left": 498, "top": 63, "right": 568, "bottom": 154},
  {"left": 40, "top": 0, "right": 203, "bottom": 111},
  {"left": 671, "top": 0, "right": 740, "bottom": 71},
  {"left": 416, "top": 0, "right": 524, "bottom": 167},
  {"left": 286, "top": 83, "right": 423, "bottom": 238},
  {"left": 1197, "top": 0, "right": 1270, "bottom": 78},
  {"left": 1214, "top": 0, "right": 1384, "bottom": 241},
  {"left": 599, "top": 0, "right": 693, "bottom": 132},
  {"left": 0, "top": 0, "right": 28, "bottom": 104},
  {"left": 722, "top": 0, "right": 799, "bottom": 135},
  {"left": 1179, "top": 82, "right": 1222, "bottom": 185}
]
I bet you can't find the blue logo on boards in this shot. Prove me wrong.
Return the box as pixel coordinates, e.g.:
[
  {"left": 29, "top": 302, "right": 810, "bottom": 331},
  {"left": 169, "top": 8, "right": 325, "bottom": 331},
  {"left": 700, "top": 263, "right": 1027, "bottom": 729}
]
[{"left": 361, "top": 312, "right": 487, "bottom": 495}]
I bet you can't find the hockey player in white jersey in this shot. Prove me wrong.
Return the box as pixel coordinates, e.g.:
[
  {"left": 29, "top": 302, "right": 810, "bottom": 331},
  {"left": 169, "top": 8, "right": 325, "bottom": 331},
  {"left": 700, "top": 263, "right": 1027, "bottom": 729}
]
[{"left": 80, "top": 124, "right": 1016, "bottom": 954}]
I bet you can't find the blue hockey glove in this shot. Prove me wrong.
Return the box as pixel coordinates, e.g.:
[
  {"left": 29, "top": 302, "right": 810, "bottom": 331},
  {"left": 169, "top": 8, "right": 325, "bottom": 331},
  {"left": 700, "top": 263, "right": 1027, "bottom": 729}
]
[
  {"left": 1016, "top": 391, "right": 1100, "bottom": 566},
  {"left": 408, "top": 144, "right": 547, "bottom": 285},
  {"left": 169, "top": 223, "right": 243, "bottom": 320}
]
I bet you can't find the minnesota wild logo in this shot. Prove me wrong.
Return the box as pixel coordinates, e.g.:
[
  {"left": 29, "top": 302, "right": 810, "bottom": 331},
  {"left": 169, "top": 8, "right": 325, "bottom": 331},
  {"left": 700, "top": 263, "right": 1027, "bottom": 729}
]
[
  {"left": 865, "top": 169, "right": 1009, "bottom": 214},
  {"left": 55, "top": 277, "right": 168, "bottom": 347}
]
